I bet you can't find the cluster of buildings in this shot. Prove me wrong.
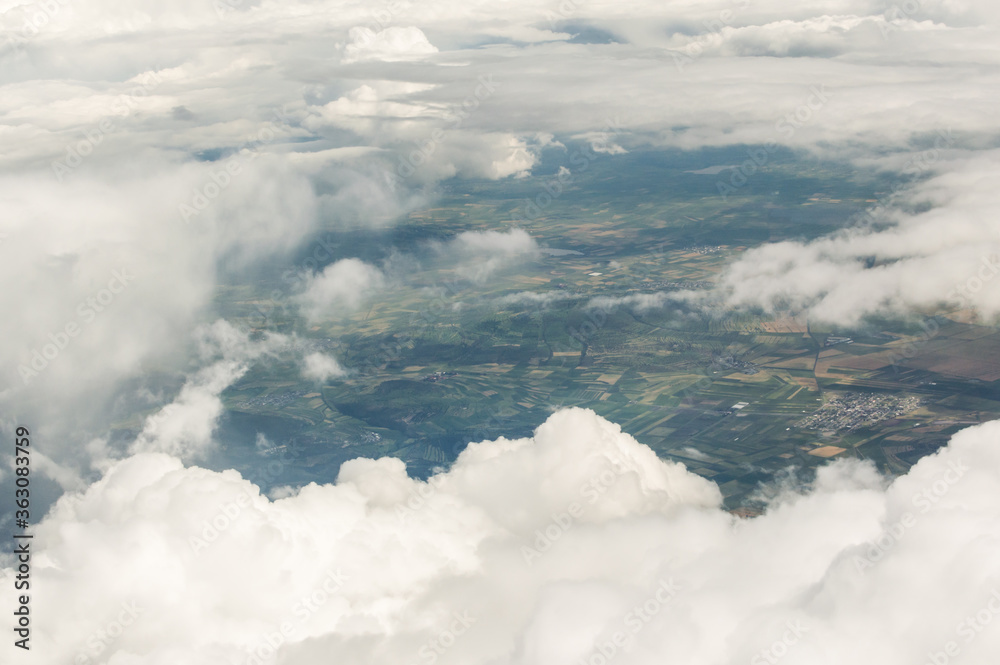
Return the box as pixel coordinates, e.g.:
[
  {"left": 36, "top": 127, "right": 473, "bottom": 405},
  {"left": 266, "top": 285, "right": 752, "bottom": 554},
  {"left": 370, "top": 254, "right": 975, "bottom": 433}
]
[{"left": 797, "top": 392, "right": 921, "bottom": 431}]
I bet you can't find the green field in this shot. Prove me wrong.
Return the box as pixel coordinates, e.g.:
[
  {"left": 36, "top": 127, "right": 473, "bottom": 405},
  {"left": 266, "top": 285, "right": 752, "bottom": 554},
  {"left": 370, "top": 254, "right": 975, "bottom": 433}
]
[{"left": 204, "top": 146, "right": 1000, "bottom": 507}]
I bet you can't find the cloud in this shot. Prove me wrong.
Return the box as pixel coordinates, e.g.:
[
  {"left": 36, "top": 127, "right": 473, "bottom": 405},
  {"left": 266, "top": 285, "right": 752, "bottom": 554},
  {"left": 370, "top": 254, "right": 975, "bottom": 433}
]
[
  {"left": 0, "top": 157, "right": 323, "bottom": 482},
  {"left": 575, "top": 129, "right": 628, "bottom": 155},
  {"left": 295, "top": 258, "right": 387, "bottom": 322},
  {"left": 130, "top": 321, "right": 293, "bottom": 460},
  {"left": 696, "top": 151, "right": 1000, "bottom": 325},
  {"left": 302, "top": 352, "right": 347, "bottom": 382},
  {"left": 679, "top": 446, "right": 712, "bottom": 463},
  {"left": 343, "top": 26, "right": 440, "bottom": 63},
  {"left": 494, "top": 290, "right": 576, "bottom": 308},
  {"left": 302, "top": 80, "right": 536, "bottom": 183},
  {"left": 442, "top": 228, "right": 540, "bottom": 284},
  {"left": 2, "top": 408, "right": 1000, "bottom": 664},
  {"left": 588, "top": 292, "right": 673, "bottom": 313}
]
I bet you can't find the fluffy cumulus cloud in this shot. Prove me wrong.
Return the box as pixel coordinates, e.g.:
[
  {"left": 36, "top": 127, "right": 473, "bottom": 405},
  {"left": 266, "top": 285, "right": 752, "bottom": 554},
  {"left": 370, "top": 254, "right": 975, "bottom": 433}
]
[
  {"left": 295, "top": 258, "right": 387, "bottom": 322},
  {"left": 697, "top": 152, "right": 1000, "bottom": 325},
  {"left": 343, "top": 26, "right": 439, "bottom": 63},
  {"left": 301, "top": 352, "right": 347, "bottom": 382},
  {"left": 441, "top": 228, "right": 541, "bottom": 284},
  {"left": 2, "top": 408, "right": 1000, "bottom": 665},
  {"left": 594, "top": 148, "right": 1000, "bottom": 325}
]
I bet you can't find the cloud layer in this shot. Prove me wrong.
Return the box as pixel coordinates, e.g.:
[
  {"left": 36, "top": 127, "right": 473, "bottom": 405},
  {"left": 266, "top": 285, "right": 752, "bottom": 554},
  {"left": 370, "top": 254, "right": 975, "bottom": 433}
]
[
  {"left": 2, "top": 1, "right": 1000, "bottom": 662},
  {"left": 2, "top": 408, "right": 999, "bottom": 665},
  {"left": 702, "top": 151, "right": 1000, "bottom": 325}
]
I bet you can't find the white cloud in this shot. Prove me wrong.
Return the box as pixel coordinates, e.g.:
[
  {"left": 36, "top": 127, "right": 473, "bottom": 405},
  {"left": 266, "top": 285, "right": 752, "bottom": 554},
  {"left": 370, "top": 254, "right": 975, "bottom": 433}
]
[
  {"left": 679, "top": 446, "right": 712, "bottom": 463},
  {"left": 295, "top": 258, "right": 387, "bottom": 322},
  {"left": 698, "top": 152, "right": 1000, "bottom": 325},
  {"left": 130, "top": 321, "right": 293, "bottom": 460},
  {"left": 495, "top": 290, "right": 575, "bottom": 308},
  {"left": 2, "top": 409, "right": 999, "bottom": 664},
  {"left": 443, "top": 228, "right": 540, "bottom": 284},
  {"left": 575, "top": 130, "right": 628, "bottom": 155},
  {"left": 588, "top": 292, "right": 673, "bottom": 313},
  {"left": 343, "top": 26, "right": 439, "bottom": 63},
  {"left": 302, "top": 352, "right": 346, "bottom": 382}
]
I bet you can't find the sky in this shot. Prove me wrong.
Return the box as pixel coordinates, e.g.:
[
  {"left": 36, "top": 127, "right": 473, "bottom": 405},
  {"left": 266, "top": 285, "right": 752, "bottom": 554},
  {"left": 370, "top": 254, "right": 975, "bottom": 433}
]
[{"left": 2, "top": 0, "right": 1000, "bottom": 662}]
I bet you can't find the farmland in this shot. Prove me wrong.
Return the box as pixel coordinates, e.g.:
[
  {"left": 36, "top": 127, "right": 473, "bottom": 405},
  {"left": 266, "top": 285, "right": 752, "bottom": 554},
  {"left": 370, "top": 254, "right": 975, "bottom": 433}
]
[{"left": 211, "top": 146, "right": 1000, "bottom": 506}]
